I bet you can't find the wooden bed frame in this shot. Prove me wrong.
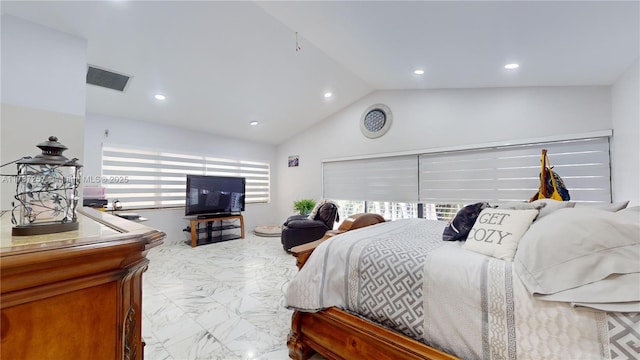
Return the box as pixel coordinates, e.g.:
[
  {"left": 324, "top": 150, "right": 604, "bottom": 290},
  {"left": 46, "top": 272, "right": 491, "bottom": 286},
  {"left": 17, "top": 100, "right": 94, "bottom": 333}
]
[{"left": 287, "top": 214, "right": 459, "bottom": 360}]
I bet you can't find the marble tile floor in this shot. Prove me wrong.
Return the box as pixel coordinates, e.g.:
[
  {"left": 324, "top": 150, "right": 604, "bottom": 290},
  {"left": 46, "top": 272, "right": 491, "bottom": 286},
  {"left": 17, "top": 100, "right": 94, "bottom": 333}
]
[{"left": 142, "top": 233, "right": 324, "bottom": 360}]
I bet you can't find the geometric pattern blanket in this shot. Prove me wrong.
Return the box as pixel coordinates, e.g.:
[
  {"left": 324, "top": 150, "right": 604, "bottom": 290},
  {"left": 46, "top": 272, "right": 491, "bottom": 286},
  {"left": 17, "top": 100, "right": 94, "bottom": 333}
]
[{"left": 285, "top": 218, "right": 640, "bottom": 360}]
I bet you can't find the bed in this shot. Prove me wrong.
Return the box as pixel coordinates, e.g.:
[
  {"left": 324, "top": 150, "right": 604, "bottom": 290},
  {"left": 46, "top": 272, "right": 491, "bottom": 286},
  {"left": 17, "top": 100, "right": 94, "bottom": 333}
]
[{"left": 285, "top": 206, "right": 640, "bottom": 360}]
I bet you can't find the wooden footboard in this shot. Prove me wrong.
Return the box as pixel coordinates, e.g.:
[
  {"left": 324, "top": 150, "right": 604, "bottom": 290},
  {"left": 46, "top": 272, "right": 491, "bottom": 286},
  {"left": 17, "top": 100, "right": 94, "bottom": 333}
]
[
  {"left": 288, "top": 308, "right": 458, "bottom": 360},
  {"left": 287, "top": 213, "right": 459, "bottom": 360}
]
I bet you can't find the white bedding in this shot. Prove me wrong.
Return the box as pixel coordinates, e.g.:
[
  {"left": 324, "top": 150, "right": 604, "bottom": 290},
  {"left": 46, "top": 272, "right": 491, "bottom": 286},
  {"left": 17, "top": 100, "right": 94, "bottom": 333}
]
[
  {"left": 285, "top": 218, "right": 640, "bottom": 360},
  {"left": 514, "top": 207, "right": 640, "bottom": 312}
]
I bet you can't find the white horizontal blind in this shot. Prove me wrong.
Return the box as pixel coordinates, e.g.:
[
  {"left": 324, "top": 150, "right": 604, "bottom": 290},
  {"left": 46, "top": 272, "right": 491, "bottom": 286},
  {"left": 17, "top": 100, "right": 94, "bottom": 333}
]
[
  {"left": 419, "top": 137, "right": 611, "bottom": 204},
  {"left": 203, "top": 157, "right": 270, "bottom": 203},
  {"left": 101, "top": 145, "right": 270, "bottom": 209},
  {"left": 323, "top": 155, "right": 419, "bottom": 202}
]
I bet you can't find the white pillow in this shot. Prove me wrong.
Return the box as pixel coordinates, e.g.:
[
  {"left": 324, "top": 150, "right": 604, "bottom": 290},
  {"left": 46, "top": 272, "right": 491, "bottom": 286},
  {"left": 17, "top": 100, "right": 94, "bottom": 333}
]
[
  {"left": 462, "top": 208, "right": 539, "bottom": 261},
  {"left": 574, "top": 200, "right": 629, "bottom": 212},
  {"left": 495, "top": 201, "right": 544, "bottom": 210},
  {"left": 618, "top": 205, "right": 640, "bottom": 217},
  {"left": 530, "top": 199, "right": 575, "bottom": 220},
  {"left": 514, "top": 207, "right": 640, "bottom": 296}
]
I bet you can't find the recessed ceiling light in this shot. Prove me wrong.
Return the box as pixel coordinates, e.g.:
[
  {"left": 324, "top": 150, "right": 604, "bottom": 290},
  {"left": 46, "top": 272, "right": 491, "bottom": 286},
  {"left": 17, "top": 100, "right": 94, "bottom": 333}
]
[
  {"left": 414, "top": 69, "right": 425, "bottom": 75},
  {"left": 154, "top": 94, "right": 166, "bottom": 100},
  {"left": 324, "top": 92, "right": 332, "bottom": 98},
  {"left": 504, "top": 63, "right": 520, "bottom": 70},
  {"left": 249, "top": 121, "right": 259, "bottom": 126}
]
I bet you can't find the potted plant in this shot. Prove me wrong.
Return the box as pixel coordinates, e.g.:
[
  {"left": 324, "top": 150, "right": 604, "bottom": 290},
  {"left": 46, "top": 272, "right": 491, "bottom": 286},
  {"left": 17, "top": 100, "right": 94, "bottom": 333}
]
[{"left": 293, "top": 199, "right": 316, "bottom": 215}]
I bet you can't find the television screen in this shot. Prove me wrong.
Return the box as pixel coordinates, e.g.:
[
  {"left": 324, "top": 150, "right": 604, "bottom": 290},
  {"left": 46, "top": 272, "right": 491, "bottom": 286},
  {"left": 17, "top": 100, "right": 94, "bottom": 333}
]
[{"left": 185, "top": 175, "right": 245, "bottom": 216}]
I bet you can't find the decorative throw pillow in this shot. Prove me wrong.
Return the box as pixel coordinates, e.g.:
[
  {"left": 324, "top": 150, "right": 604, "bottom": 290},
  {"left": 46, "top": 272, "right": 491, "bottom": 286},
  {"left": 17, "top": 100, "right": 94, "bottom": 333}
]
[
  {"left": 530, "top": 199, "right": 575, "bottom": 220},
  {"left": 495, "top": 201, "right": 545, "bottom": 210},
  {"left": 442, "top": 202, "right": 491, "bottom": 241},
  {"left": 462, "top": 208, "right": 538, "bottom": 261}
]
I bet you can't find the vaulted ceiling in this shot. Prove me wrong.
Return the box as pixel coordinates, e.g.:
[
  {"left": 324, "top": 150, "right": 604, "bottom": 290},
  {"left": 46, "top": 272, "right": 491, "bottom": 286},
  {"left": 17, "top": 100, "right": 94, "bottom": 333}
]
[{"left": 2, "top": 1, "right": 638, "bottom": 145}]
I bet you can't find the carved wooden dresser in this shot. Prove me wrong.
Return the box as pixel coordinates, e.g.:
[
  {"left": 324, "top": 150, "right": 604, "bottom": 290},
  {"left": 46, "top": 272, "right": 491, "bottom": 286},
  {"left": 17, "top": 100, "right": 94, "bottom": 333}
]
[{"left": 1, "top": 207, "right": 165, "bottom": 359}]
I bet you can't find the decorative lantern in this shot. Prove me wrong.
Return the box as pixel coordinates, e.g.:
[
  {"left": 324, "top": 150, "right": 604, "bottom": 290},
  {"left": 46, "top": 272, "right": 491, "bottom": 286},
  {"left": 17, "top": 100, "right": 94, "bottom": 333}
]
[{"left": 11, "top": 136, "right": 82, "bottom": 236}]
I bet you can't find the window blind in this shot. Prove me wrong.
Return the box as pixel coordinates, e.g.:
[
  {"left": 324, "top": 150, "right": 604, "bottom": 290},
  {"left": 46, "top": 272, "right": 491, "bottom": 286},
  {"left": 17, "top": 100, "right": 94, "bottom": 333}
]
[
  {"left": 323, "top": 135, "right": 610, "bottom": 221},
  {"left": 101, "top": 145, "right": 270, "bottom": 209},
  {"left": 322, "top": 155, "right": 419, "bottom": 202},
  {"left": 419, "top": 137, "right": 611, "bottom": 204}
]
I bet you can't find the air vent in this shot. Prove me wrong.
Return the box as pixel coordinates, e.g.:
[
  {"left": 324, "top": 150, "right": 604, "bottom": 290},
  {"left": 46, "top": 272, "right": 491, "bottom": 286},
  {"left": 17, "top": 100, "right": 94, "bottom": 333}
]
[
  {"left": 86, "top": 66, "right": 131, "bottom": 92},
  {"left": 360, "top": 104, "right": 392, "bottom": 139}
]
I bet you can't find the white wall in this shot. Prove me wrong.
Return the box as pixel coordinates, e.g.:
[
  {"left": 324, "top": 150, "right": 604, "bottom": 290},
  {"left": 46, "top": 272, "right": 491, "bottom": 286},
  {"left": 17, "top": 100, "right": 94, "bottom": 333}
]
[
  {"left": 1, "top": 15, "right": 86, "bottom": 116},
  {"left": 611, "top": 60, "right": 640, "bottom": 206},
  {"left": 276, "top": 86, "right": 613, "bottom": 221},
  {"left": 1, "top": 15, "right": 87, "bottom": 211},
  {"left": 84, "top": 114, "right": 279, "bottom": 243}
]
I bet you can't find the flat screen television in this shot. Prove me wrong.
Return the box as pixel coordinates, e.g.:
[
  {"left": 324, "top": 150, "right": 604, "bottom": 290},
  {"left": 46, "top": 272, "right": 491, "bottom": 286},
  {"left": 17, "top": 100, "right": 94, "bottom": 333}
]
[{"left": 185, "top": 175, "right": 245, "bottom": 217}]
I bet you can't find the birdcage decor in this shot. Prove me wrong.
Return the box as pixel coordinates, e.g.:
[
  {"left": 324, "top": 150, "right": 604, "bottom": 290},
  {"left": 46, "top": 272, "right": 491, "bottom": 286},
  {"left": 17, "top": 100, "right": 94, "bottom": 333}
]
[{"left": 11, "top": 136, "right": 83, "bottom": 236}]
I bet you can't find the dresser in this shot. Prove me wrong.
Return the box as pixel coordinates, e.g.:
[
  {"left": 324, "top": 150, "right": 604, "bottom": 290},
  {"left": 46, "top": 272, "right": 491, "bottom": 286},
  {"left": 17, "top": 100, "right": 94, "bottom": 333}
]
[{"left": 1, "top": 207, "right": 165, "bottom": 360}]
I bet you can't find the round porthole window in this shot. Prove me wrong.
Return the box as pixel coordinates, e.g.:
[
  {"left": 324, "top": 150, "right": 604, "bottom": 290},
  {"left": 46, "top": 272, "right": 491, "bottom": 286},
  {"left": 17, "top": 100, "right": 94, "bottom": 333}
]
[{"left": 360, "top": 104, "right": 392, "bottom": 139}]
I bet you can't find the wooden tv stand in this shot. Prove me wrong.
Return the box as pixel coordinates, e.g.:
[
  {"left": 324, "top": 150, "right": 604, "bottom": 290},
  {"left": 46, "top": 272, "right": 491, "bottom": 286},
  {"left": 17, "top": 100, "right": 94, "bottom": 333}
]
[{"left": 189, "top": 214, "right": 244, "bottom": 247}]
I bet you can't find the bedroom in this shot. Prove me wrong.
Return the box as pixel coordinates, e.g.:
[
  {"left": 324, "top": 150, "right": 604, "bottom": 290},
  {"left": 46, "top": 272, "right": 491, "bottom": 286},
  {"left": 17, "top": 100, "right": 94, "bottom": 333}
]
[{"left": 1, "top": 1, "right": 638, "bottom": 359}]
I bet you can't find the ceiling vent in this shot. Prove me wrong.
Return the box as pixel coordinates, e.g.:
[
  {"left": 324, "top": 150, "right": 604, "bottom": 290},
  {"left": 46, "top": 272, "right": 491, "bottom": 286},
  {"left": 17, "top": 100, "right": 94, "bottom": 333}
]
[{"left": 86, "top": 66, "right": 131, "bottom": 92}]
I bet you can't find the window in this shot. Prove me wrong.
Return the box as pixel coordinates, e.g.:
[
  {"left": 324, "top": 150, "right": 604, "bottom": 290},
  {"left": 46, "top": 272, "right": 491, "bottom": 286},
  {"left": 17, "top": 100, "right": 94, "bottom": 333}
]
[
  {"left": 100, "top": 145, "right": 270, "bottom": 209},
  {"left": 324, "top": 134, "right": 611, "bottom": 223},
  {"left": 419, "top": 137, "right": 611, "bottom": 204},
  {"left": 367, "top": 201, "right": 419, "bottom": 220},
  {"left": 323, "top": 156, "right": 418, "bottom": 202},
  {"left": 419, "top": 137, "right": 611, "bottom": 220},
  {"left": 334, "top": 200, "right": 418, "bottom": 223},
  {"left": 422, "top": 203, "right": 464, "bottom": 221}
]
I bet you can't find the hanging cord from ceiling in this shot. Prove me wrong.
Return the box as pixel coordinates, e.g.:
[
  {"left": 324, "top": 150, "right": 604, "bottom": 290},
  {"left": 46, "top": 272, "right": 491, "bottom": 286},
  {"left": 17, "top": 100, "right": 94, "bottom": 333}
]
[{"left": 295, "top": 32, "right": 302, "bottom": 52}]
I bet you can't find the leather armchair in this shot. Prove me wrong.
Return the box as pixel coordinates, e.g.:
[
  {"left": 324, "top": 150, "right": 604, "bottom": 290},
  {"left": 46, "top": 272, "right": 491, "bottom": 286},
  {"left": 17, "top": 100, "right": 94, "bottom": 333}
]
[{"left": 281, "top": 202, "right": 339, "bottom": 252}]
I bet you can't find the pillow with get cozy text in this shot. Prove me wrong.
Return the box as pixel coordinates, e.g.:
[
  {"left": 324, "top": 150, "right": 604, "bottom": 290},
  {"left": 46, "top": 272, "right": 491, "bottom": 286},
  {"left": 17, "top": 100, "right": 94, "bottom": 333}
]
[{"left": 462, "top": 208, "right": 538, "bottom": 261}]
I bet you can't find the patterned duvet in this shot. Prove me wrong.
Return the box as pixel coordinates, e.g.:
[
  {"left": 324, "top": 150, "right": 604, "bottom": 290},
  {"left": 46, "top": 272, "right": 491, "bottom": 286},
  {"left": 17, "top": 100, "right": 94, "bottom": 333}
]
[{"left": 285, "top": 218, "right": 639, "bottom": 360}]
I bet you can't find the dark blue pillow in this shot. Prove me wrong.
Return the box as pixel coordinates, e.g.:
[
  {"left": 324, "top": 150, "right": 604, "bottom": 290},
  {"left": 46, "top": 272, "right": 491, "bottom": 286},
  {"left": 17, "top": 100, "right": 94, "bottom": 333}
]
[{"left": 442, "top": 202, "right": 491, "bottom": 241}]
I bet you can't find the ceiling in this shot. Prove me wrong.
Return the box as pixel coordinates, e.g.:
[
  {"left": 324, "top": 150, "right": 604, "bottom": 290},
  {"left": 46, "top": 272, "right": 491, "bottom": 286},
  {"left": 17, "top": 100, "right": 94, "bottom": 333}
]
[{"left": 2, "top": 1, "right": 638, "bottom": 145}]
